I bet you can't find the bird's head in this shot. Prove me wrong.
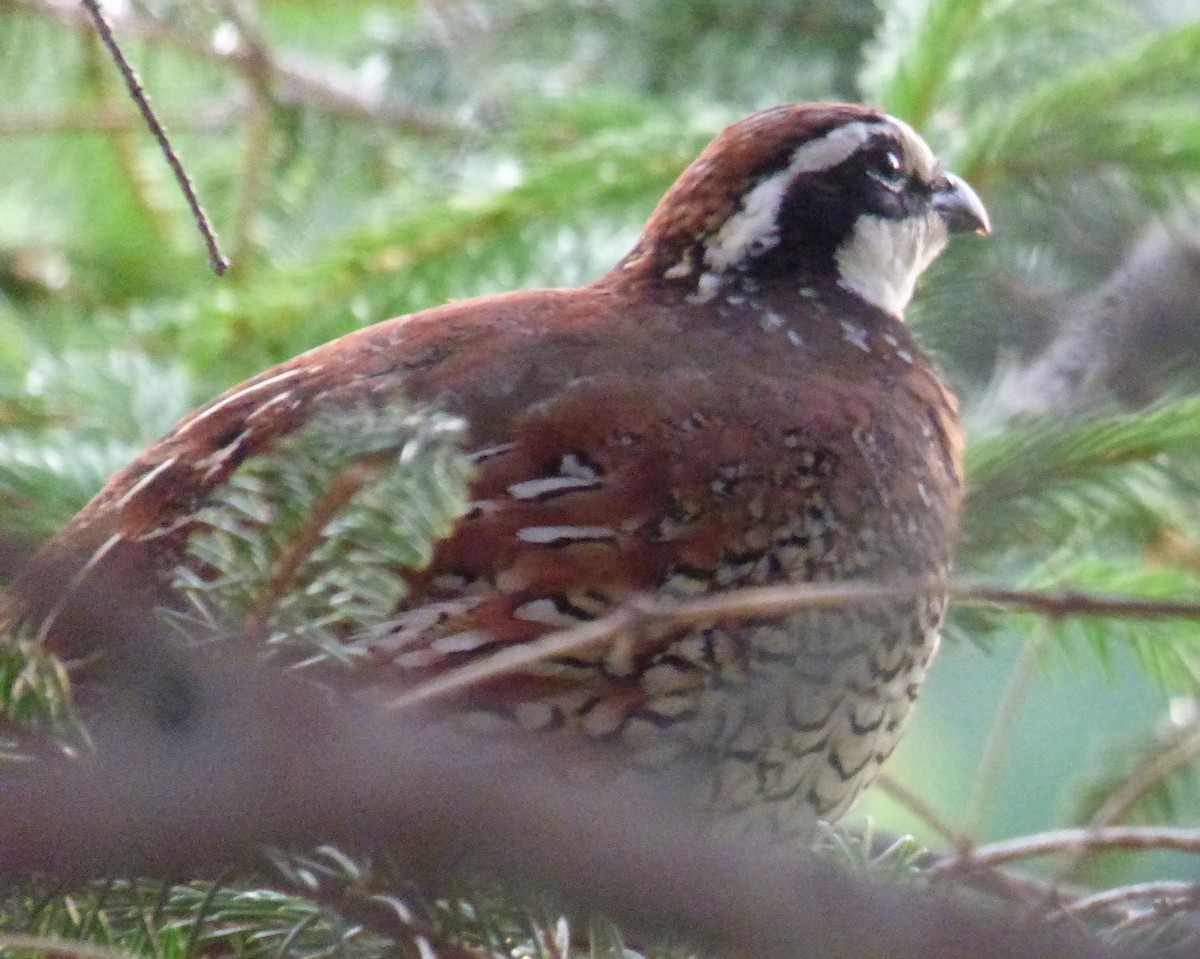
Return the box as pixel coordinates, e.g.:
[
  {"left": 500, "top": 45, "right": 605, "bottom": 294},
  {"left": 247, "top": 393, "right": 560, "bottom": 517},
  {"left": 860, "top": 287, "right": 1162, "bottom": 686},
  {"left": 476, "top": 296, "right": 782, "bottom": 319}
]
[{"left": 620, "top": 103, "right": 990, "bottom": 317}]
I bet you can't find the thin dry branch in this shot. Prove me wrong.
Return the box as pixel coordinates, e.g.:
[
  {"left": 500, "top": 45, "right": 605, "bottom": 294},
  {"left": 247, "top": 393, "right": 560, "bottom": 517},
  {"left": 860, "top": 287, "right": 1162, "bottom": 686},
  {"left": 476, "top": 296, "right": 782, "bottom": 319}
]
[
  {"left": 81, "top": 0, "right": 229, "bottom": 275},
  {"left": 0, "top": 103, "right": 235, "bottom": 135},
  {"left": 955, "top": 585, "right": 1200, "bottom": 620},
  {"left": 966, "top": 624, "right": 1048, "bottom": 837},
  {"left": 1064, "top": 882, "right": 1199, "bottom": 918},
  {"left": 938, "top": 827, "right": 1200, "bottom": 872},
  {"left": 1085, "top": 720, "right": 1200, "bottom": 832},
  {"left": 1054, "top": 718, "right": 1200, "bottom": 883},
  {"left": 15, "top": 0, "right": 452, "bottom": 135},
  {"left": 387, "top": 578, "right": 1200, "bottom": 712},
  {"left": 875, "top": 772, "right": 972, "bottom": 849},
  {"left": 0, "top": 935, "right": 139, "bottom": 959}
]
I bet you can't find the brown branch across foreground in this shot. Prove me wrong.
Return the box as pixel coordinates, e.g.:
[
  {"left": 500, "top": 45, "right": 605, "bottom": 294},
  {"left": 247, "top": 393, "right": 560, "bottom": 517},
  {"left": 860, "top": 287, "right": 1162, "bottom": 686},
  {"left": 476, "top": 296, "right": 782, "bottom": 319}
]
[
  {"left": 0, "top": 608, "right": 1158, "bottom": 959},
  {"left": 957, "top": 585, "right": 1200, "bottom": 621}
]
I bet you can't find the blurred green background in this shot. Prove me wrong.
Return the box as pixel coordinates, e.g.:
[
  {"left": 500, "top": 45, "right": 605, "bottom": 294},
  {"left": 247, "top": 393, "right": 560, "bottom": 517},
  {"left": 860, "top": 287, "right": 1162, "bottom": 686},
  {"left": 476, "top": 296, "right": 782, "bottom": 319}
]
[{"left": 4, "top": 0, "right": 1200, "bottom": 894}]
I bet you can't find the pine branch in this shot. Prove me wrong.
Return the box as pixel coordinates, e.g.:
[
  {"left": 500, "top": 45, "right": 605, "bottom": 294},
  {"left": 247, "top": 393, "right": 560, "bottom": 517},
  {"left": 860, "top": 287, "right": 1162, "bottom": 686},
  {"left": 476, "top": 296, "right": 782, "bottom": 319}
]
[
  {"left": 861, "top": 0, "right": 993, "bottom": 125},
  {"left": 991, "top": 222, "right": 1200, "bottom": 417},
  {"left": 13, "top": 0, "right": 452, "bottom": 135},
  {"left": 178, "top": 403, "right": 470, "bottom": 664},
  {"left": 956, "top": 18, "right": 1200, "bottom": 182}
]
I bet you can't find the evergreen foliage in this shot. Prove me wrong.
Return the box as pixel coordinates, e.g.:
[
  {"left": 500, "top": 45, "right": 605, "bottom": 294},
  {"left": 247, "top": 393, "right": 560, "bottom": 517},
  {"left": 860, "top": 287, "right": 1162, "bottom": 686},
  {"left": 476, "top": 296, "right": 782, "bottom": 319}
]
[{"left": 177, "top": 402, "right": 470, "bottom": 663}]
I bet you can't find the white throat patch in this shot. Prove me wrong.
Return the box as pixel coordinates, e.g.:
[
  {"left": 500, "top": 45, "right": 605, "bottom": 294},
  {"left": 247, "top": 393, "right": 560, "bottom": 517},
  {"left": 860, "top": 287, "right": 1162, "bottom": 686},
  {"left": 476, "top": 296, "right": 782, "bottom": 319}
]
[{"left": 835, "top": 210, "right": 948, "bottom": 316}]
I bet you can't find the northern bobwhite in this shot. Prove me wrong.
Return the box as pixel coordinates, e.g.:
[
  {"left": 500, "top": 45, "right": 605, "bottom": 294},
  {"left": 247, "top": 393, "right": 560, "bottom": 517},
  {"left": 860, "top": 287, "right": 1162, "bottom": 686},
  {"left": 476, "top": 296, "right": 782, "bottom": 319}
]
[{"left": 12, "top": 103, "right": 988, "bottom": 835}]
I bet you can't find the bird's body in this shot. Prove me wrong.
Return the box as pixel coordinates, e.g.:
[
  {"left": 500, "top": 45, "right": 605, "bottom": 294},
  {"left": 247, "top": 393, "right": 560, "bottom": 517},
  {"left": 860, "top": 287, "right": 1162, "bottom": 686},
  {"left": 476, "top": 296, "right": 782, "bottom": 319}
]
[{"left": 13, "top": 103, "right": 987, "bottom": 834}]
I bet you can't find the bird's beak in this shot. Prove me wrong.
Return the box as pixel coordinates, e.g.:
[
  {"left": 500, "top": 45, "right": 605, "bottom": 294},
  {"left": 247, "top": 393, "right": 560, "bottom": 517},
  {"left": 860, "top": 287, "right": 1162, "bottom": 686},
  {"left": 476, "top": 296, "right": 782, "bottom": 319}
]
[{"left": 933, "top": 173, "right": 991, "bottom": 236}]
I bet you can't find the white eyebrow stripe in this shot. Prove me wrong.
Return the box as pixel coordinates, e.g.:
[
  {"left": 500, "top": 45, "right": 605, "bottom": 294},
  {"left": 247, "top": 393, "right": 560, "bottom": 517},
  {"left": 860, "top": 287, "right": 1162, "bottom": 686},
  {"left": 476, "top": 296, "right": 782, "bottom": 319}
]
[
  {"left": 786, "top": 120, "right": 892, "bottom": 175},
  {"left": 114, "top": 456, "right": 178, "bottom": 509},
  {"left": 174, "top": 368, "right": 308, "bottom": 436}
]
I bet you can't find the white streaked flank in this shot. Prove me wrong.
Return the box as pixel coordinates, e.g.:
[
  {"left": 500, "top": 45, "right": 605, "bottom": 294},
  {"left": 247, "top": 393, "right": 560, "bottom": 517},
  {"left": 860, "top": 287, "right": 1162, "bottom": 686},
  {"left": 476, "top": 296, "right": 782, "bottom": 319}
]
[
  {"left": 507, "top": 474, "right": 601, "bottom": 500},
  {"left": 430, "top": 630, "right": 490, "bottom": 654},
  {"left": 840, "top": 321, "right": 871, "bottom": 352},
  {"left": 516, "top": 525, "right": 617, "bottom": 545},
  {"left": 468, "top": 443, "right": 515, "bottom": 463},
  {"left": 559, "top": 453, "right": 600, "bottom": 479},
  {"left": 392, "top": 648, "right": 443, "bottom": 669},
  {"left": 174, "top": 368, "right": 307, "bottom": 436},
  {"left": 514, "top": 598, "right": 583, "bottom": 627},
  {"left": 196, "top": 431, "right": 247, "bottom": 482},
  {"left": 136, "top": 513, "right": 194, "bottom": 541},
  {"left": 114, "top": 456, "right": 177, "bottom": 509}
]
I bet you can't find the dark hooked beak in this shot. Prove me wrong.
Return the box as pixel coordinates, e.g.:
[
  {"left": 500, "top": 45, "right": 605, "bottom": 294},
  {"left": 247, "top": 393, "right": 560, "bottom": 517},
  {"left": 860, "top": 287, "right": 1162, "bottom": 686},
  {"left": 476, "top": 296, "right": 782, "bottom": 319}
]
[{"left": 933, "top": 172, "right": 991, "bottom": 236}]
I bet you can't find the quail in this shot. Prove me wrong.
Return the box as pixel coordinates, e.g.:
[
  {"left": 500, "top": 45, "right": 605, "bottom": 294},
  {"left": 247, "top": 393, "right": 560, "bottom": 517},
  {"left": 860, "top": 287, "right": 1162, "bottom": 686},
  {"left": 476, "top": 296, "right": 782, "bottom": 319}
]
[{"left": 12, "top": 103, "right": 989, "bottom": 835}]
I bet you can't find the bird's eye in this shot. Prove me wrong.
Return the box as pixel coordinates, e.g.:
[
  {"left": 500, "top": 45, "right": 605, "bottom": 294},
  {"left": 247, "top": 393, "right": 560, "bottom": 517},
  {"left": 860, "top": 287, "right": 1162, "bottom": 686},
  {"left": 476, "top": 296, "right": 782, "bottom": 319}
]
[{"left": 866, "top": 149, "right": 905, "bottom": 188}]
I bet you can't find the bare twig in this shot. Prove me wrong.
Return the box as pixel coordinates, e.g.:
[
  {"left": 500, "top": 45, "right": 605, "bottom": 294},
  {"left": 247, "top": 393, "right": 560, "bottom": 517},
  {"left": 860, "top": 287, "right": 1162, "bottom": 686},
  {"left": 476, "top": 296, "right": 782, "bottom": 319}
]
[
  {"left": 1054, "top": 716, "right": 1200, "bottom": 883},
  {"left": 387, "top": 578, "right": 1200, "bottom": 711},
  {"left": 953, "top": 585, "right": 1200, "bottom": 621},
  {"left": 80, "top": 0, "right": 229, "bottom": 276},
  {"left": 385, "top": 580, "right": 937, "bottom": 711},
  {"left": 937, "top": 827, "right": 1200, "bottom": 873},
  {"left": 1085, "top": 719, "right": 1200, "bottom": 833},
  {"left": 0, "top": 104, "right": 235, "bottom": 135},
  {"left": 1063, "top": 881, "right": 1199, "bottom": 918},
  {"left": 873, "top": 773, "right": 971, "bottom": 850},
  {"left": 0, "top": 935, "right": 139, "bottom": 959}
]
